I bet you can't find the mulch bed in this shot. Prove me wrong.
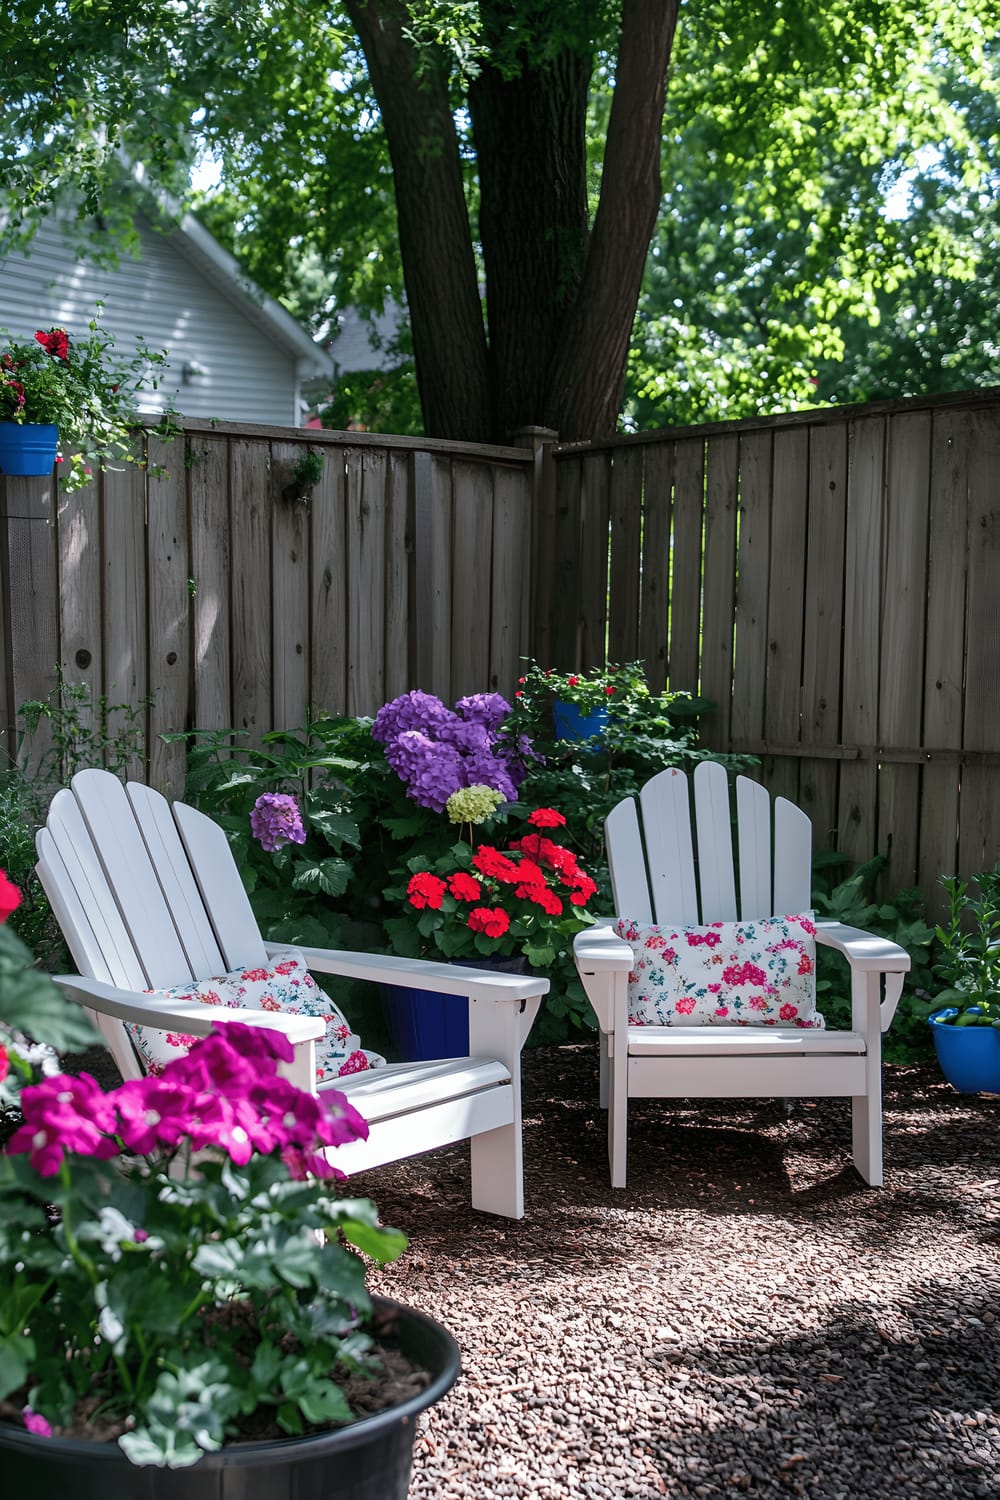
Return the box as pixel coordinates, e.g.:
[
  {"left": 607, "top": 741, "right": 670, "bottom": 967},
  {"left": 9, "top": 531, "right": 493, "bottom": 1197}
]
[{"left": 353, "top": 1044, "right": 1000, "bottom": 1500}]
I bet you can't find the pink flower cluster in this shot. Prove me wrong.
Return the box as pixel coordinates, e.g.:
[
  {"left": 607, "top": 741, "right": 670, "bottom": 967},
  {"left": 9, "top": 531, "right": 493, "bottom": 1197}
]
[{"left": 6, "top": 1022, "right": 367, "bottom": 1181}]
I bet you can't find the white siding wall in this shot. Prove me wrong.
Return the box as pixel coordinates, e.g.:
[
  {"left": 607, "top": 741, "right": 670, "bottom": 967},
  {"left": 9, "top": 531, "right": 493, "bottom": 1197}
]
[{"left": 0, "top": 213, "right": 308, "bottom": 426}]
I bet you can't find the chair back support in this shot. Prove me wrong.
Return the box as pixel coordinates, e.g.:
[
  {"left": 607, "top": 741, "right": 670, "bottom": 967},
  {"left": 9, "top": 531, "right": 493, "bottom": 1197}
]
[
  {"left": 36, "top": 770, "right": 268, "bottom": 991},
  {"left": 606, "top": 762, "right": 812, "bottom": 924}
]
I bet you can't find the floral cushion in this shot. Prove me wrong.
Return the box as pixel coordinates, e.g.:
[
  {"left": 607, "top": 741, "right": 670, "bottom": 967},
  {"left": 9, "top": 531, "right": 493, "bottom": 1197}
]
[
  {"left": 125, "top": 951, "right": 385, "bottom": 1083},
  {"left": 612, "top": 914, "right": 823, "bottom": 1028}
]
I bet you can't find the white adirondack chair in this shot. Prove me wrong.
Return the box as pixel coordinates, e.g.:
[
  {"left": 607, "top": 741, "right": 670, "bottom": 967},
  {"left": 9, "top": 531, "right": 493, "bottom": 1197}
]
[
  {"left": 574, "top": 761, "right": 910, "bottom": 1189},
  {"left": 35, "top": 769, "right": 548, "bottom": 1219}
]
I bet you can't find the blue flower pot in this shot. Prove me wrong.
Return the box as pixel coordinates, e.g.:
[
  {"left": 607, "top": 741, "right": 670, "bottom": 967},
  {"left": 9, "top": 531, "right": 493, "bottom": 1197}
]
[
  {"left": 382, "top": 956, "right": 529, "bottom": 1061},
  {"left": 929, "top": 1008, "right": 1000, "bottom": 1093},
  {"left": 0, "top": 422, "right": 58, "bottom": 477},
  {"left": 552, "top": 701, "right": 609, "bottom": 742}
]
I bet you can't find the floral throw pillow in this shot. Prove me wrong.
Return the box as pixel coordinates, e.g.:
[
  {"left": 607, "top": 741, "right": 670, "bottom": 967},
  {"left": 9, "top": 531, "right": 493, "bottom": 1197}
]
[
  {"left": 125, "top": 950, "right": 385, "bottom": 1083},
  {"left": 613, "top": 914, "right": 823, "bottom": 1029}
]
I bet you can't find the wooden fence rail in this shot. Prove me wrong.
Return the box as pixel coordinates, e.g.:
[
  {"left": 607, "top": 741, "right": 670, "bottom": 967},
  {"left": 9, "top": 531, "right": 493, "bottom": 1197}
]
[
  {"left": 0, "top": 421, "right": 534, "bottom": 796},
  {"left": 534, "top": 387, "right": 1000, "bottom": 909}
]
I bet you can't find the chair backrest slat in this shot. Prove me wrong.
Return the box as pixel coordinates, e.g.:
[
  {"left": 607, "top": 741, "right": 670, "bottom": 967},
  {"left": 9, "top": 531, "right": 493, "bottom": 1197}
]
[
  {"left": 735, "top": 775, "right": 772, "bottom": 916},
  {"left": 173, "top": 801, "right": 270, "bottom": 971},
  {"left": 773, "top": 797, "right": 812, "bottom": 914},
  {"left": 126, "top": 782, "right": 229, "bottom": 979},
  {"left": 37, "top": 800, "right": 148, "bottom": 989},
  {"left": 693, "top": 761, "right": 738, "bottom": 920},
  {"left": 69, "top": 769, "right": 192, "bottom": 987},
  {"left": 640, "top": 768, "right": 700, "bottom": 923},
  {"left": 605, "top": 796, "right": 654, "bottom": 923}
]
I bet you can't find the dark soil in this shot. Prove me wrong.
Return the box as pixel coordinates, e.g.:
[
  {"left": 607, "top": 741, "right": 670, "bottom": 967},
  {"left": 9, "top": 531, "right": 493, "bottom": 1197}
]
[{"left": 350, "top": 1044, "right": 1000, "bottom": 1500}]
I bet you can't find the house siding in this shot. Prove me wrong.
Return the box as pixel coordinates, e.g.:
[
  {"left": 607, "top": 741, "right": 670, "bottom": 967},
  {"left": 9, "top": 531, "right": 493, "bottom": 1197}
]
[{"left": 0, "top": 211, "right": 315, "bottom": 426}]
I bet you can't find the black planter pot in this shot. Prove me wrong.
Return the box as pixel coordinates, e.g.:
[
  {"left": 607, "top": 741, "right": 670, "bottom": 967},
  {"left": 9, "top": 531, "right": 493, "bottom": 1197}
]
[{"left": 0, "top": 1298, "right": 459, "bottom": 1500}]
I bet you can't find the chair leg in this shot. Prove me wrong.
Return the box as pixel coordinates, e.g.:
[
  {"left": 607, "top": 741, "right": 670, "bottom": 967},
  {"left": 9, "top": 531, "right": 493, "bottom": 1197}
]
[
  {"left": 470, "top": 1123, "right": 525, "bottom": 1219},
  {"left": 851, "top": 1091, "right": 883, "bottom": 1187},
  {"left": 598, "top": 1030, "right": 609, "bottom": 1110},
  {"left": 608, "top": 1045, "right": 628, "bottom": 1189}
]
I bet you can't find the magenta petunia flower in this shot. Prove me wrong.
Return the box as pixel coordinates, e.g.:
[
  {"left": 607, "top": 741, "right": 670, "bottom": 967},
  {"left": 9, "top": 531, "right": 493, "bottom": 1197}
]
[
  {"left": 6, "top": 1073, "right": 119, "bottom": 1175},
  {"left": 22, "top": 1407, "right": 52, "bottom": 1437}
]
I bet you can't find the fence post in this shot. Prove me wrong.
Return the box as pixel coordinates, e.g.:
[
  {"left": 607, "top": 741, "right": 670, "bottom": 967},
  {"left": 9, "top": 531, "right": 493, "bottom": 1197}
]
[{"left": 511, "top": 426, "right": 558, "bottom": 668}]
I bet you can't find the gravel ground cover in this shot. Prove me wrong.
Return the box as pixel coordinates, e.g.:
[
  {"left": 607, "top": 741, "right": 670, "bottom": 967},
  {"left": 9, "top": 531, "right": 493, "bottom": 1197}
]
[{"left": 357, "top": 1044, "right": 1000, "bottom": 1500}]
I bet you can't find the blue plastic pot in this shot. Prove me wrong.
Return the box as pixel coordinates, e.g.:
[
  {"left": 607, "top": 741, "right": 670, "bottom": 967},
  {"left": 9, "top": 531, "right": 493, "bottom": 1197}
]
[
  {"left": 0, "top": 422, "right": 59, "bottom": 477},
  {"left": 929, "top": 1008, "right": 1000, "bottom": 1093},
  {"left": 552, "top": 700, "right": 609, "bottom": 742},
  {"left": 382, "top": 956, "right": 529, "bottom": 1061}
]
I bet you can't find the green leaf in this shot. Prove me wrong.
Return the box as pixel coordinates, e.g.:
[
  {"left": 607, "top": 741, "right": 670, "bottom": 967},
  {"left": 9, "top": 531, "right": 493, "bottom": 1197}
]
[
  {"left": 291, "top": 857, "right": 352, "bottom": 898},
  {"left": 0, "top": 926, "right": 100, "bottom": 1049}
]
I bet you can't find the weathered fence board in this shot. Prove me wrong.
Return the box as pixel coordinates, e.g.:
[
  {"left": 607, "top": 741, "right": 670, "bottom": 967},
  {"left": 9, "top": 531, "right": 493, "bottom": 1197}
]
[
  {"left": 699, "top": 434, "right": 738, "bottom": 749},
  {"left": 147, "top": 440, "right": 191, "bottom": 796}
]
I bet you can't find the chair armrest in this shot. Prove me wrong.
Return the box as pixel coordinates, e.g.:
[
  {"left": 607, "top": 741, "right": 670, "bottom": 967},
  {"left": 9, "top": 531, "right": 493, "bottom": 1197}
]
[
  {"left": 573, "top": 923, "right": 633, "bottom": 1034},
  {"left": 52, "top": 974, "right": 325, "bottom": 1045},
  {"left": 814, "top": 921, "right": 910, "bottom": 972},
  {"left": 270, "top": 944, "right": 549, "bottom": 1004},
  {"left": 814, "top": 922, "right": 910, "bottom": 1032}
]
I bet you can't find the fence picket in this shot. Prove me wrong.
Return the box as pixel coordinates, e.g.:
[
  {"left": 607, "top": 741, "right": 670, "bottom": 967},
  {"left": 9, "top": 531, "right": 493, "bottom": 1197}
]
[
  {"left": 699, "top": 434, "right": 739, "bottom": 749},
  {"left": 146, "top": 438, "right": 191, "bottom": 796},
  {"left": 878, "top": 412, "right": 931, "bottom": 893},
  {"left": 799, "top": 422, "right": 847, "bottom": 848},
  {"left": 102, "top": 456, "right": 148, "bottom": 783}
]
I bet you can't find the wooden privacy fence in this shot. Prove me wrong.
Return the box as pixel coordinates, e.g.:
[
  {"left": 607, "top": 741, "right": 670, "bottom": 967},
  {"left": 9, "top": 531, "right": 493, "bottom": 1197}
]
[
  {"left": 3, "top": 392, "right": 999, "bottom": 911},
  {"left": 0, "top": 421, "right": 535, "bottom": 796},
  {"left": 534, "top": 388, "right": 1000, "bottom": 907}
]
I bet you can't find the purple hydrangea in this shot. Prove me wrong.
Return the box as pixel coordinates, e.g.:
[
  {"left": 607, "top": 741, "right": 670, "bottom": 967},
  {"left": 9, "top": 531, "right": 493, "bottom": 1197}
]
[
  {"left": 372, "top": 690, "right": 452, "bottom": 743},
  {"left": 454, "top": 693, "right": 512, "bottom": 731},
  {"left": 250, "top": 792, "right": 307, "bottom": 852},
  {"left": 385, "top": 732, "right": 465, "bottom": 813},
  {"left": 373, "top": 690, "right": 536, "bottom": 812}
]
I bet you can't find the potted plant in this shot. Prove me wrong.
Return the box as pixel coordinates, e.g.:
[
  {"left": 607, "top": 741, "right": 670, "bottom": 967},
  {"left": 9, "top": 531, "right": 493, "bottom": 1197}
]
[
  {"left": 0, "top": 310, "right": 167, "bottom": 492},
  {"left": 925, "top": 867, "right": 1000, "bottom": 1093},
  {"left": 380, "top": 798, "right": 598, "bottom": 1057},
  {"left": 514, "top": 662, "right": 640, "bottom": 741},
  {"left": 0, "top": 872, "right": 459, "bottom": 1497}
]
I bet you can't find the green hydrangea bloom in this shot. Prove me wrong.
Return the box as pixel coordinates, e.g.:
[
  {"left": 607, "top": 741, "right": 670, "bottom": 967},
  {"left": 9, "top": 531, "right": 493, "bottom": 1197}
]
[{"left": 447, "top": 785, "right": 505, "bottom": 825}]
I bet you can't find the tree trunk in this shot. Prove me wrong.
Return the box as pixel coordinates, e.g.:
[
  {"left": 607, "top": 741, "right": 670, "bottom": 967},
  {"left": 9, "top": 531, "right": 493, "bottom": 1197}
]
[
  {"left": 469, "top": 45, "right": 592, "bottom": 442},
  {"left": 350, "top": 0, "right": 679, "bottom": 443},
  {"left": 344, "top": 0, "right": 492, "bottom": 442},
  {"left": 547, "top": 0, "right": 680, "bottom": 439}
]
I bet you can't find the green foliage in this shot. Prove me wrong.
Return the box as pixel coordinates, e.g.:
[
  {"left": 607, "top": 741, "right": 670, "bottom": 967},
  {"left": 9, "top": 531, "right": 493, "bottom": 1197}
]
[
  {"left": 0, "top": 925, "right": 98, "bottom": 1101},
  {"left": 291, "top": 449, "right": 324, "bottom": 489},
  {"left": 0, "top": 770, "right": 64, "bottom": 968},
  {"left": 18, "top": 671, "right": 153, "bottom": 789},
  {"left": 919, "top": 868, "right": 1000, "bottom": 1029},
  {"left": 4, "top": 2, "right": 996, "bottom": 439},
  {"left": 811, "top": 853, "right": 936, "bottom": 1062},
  {"left": 627, "top": 7, "right": 1000, "bottom": 427}
]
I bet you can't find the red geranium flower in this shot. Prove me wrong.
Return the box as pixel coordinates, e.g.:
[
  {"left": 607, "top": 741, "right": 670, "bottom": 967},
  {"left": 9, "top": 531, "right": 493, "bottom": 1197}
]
[
  {"left": 528, "top": 808, "right": 566, "bottom": 829},
  {"left": 35, "top": 328, "right": 70, "bottom": 361},
  {"left": 407, "top": 871, "right": 447, "bottom": 909},
  {"left": 448, "top": 871, "right": 482, "bottom": 902},
  {"left": 467, "top": 906, "right": 511, "bottom": 938},
  {"left": 472, "top": 846, "right": 521, "bottom": 884}
]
